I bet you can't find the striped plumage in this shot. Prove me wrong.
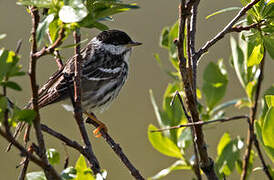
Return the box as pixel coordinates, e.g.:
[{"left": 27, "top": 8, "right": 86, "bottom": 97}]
[
  {"left": 36, "top": 29, "right": 141, "bottom": 113},
  {"left": 7, "top": 30, "right": 141, "bottom": 150}
]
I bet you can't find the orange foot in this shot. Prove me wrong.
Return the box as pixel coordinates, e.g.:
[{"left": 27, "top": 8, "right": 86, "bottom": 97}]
[{"left": 84, "top": 111, "right": 108, "bottom": 138}]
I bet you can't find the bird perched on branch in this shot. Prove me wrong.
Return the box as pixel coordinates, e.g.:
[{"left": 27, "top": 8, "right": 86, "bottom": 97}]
[{"left": 7, "top": 29, "right": 141, "bottom": 150}]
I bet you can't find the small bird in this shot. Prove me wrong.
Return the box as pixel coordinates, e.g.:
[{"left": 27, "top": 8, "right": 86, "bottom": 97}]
[{"left": 9, "top": 29, "right": 141, "bottom": 148}]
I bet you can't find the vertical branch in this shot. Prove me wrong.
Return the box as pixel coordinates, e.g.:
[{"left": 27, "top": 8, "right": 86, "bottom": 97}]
[
  {"left": 177, "top": 1, "right": 218, "bottom": 179},
  {"left": 241, "top": 50, "right": 271, "bottom": 180},
  {"left": 29, "top": 7, "right": 61, "bottom": 180},
  {"left": 72, "top": 28, "right": 101, "bottom": 174}
]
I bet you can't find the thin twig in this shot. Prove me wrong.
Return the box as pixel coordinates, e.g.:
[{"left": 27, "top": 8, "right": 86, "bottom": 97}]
[
  {"left": 253, "top": 135, "right": 273, "bottom": 179},
  {"left": 85, "top": 118, "right": 145, "bottom": 180},
  {"left": 18, "top": 145, "right": 33, "bottom": 180},
  {"left": 47, "top": 32, "right": 63, "bottom": 70},
  {"left": 241, "top": 48, "right": 271, "bottom": 180},
  {"left": 33, "top": 27, "right": 65, "bottom": 59},
  {"left": 70, "top": 28, "right": 101, "bottom": 174},
  {"left": 230, "top": 20, "right": 265, "bottom": 32},
  {"left": 151, "top": 115, "right": 249, "bottom": 132},
  {"left": 171, "top": 91, "right": 201, "bottom": 179},
  {"left": 28, "top": 7, "right": 61, "bottom": 180},
  {"left": 196, "top": 0, "right": 261, "bottom": 60},
  {"left": 0, "top": 129, "right": 60, "bottom": 177}
]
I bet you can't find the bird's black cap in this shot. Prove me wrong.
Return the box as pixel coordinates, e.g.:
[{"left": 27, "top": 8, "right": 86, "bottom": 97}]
[{"left": 97, "top": 29, "right": 134, "bottom": 45}]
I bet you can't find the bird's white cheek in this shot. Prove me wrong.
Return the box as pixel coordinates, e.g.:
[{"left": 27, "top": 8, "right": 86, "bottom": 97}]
[{"left": 123, "top": 50, "right": 132, "bottom": 66}]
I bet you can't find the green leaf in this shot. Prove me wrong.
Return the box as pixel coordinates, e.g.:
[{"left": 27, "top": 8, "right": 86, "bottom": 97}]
[
  {"left": 217, "top": 133, "right": 231, "bottom": 156},
  {"left": 59, "top": 0, "right": 88, "bottom": 23},
  {"left": 14, "top": 109, "right": 36, "bottom": 124},
  {"left": 0, "top": 33, "right": 7, "bottom": 40},
  {"left": 26, "top": 171, "right": 46, "bottom": 180},
  {"left": 202, "top": 59, "right": 228, "bottom": 110},
  {"left": 230, "top": 36, "right": 246, "bottom": 88},
  {"left": 0, "top": 81, "right": 22, "bottom": 91},
  {"left": 0, "top": 96, "right": 8, "bottom": 121},
  {"left": 177, "top": 127, "right": 192, "bottom": 152},
  {"left": 0, "top": 49, "right": 23, "bottom": 79},
  {"left": 148, "top": 124, "right": 182, "bottom": 159},
  {"left": 265, "top": 95, "right": 274, "bottom": 107},
  {"left": 93, "top": 3, "right": 138, "bottom": 20},
  {"left": 61, "top": 167, "right": 77, "bottom": 180},
  {"left": 168, "top": 21, "right": 179, "bottom": 59},
  {"left": 160, "top": 27, "right": 169, "bottom": 48},
  {"left": 36, "top": 14, "right": 55, "bottom": 47},
  {"left": 17, "top": 0, "right": 52, "bottom": 8},
  {"left": 46, "top": 148, "right": 60, "bottom": 165},
  {"left": 74, "top": 155, "right": 95, "bottom": 180},
  {"left": 149, "top": 90, "right": 165, "bottom": 128},
  {"left": 262, "top": 107, "right": 274, "bottom": 148},
  {"left": 206, "top": 7, "right": 241, "bottom": 19},
  {"left": 247, "top": 43, "right": 264, "bottom": 67},
  {"left": 263, "top": 37, "right": 274, "bottom": 59},
  {"left": 215, "top": 135, "right": 244, "bottom": 178},
  {"left": 149, "top": 160, "right": 191, "bottom": 180},
  {"left": 245, "top": 80, "right": 257, "bottom": 101}
]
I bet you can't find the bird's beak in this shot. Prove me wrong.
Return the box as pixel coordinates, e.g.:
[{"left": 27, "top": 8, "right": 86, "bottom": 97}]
[{"left": 126, "top": 41, "right": 142, "bottom": 48}]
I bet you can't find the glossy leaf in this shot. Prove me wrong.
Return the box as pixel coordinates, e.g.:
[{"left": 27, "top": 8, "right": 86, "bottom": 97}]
[
  {"left": 14, "top": 109, "right": 36, "bottom": 124},
  {"left": 149, "top": 160, "right": 191, "bottom": 180},
  {"left": 26, "top": 171, "right": 46, "bottom": 180},
  {"left": 206, "top": 7, "right": 241, "bottom": 19},
  {"left": 0, "top": 81, "right": 22, "bottom": 91},
  {"left": 59, "top": 0, "right": 88, "bottom": 23},
  {"left": 160, "top": 27, "right": 169, "bottom": 48},
  {"left": 262, "top": 107, "right": 274, "bottom": 148},
  {"left": 202, "top": 59, "right": 228, "bottom": 110},
  {"left": 215, "top": 134, "right": 244, "bottom": 178},
  {"left": 265, "top": 95, "right": 274, "bottom": 107},
  {"left": 61, "top": 167, "right": 77, "bottom": 180},
  {"left": 17, "top": 0, "right": 52, "bottom": 8},
  {"left": 0, "top": 96, "right": 7, "bottom": 121},
  {"left": 217, "top": 133, "right": 231, "bottom": 156},
  {"left": 260, "top": 85, "right": 274, "bottom": 121},
  {"left": 245, "top": 80, "right": 256, "bottom": 101},
  {"left": 247, "top": 43, "right": 264, "bottom": 67},
  {"left": 75, "top": 155, "right": 95, "bottom": 180},
  {"left": 36, "top": 14, "right": 55, "bottom": 47},
  {"left": 46, "top": 148, "right": 60, "bottom": 165},
  {"left": 148, "top": 124, "right": 182, "bottom": 159},
  {"left": 263, "top": 37, "right": 274, "bottom": 59},
  {"left": 230, "top": 36, "right": 246, "bottom": 88}
]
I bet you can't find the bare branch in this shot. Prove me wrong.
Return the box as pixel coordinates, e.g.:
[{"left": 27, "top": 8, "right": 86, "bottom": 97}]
[
  {"left": 230, "top": 20, "right": 265, "bottom": 32},
  {"left": 33, "top": 27, "right": 65, "bottom": 59},
  {"left": 177, "top": 1, "right": 218, "bottom": 179},
  {"left": 196, "top": 0, "right": 261, "bottom": 60},
  {"left": 85, "top": 118, "right": 145, "bottom": 180},
  {"left": 241, "top": 51, "right": 272, "bottom": 180},
  {"left": 68, "top": 28, "right": 101, "bottom": 174},
  {"left": 151, "top": 115, "right": 249, "bottom": 132},
  {"left": 28, "top": 7, "right": 61, "bottom": 180}
]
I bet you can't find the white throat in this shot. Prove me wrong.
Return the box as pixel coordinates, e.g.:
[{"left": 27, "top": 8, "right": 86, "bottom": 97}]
[{"left": 91, "top": 37, "right": 130, "bottom": 55}]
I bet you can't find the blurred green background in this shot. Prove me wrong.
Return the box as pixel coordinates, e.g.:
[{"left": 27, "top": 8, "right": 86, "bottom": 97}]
[{"left": 0, "top": 0, "right": 273, "bottom": 179}]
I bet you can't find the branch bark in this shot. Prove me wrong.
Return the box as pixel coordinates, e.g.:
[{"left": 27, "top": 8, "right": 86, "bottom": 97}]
[
  {"left": 176, "top": 1, "right": 218, "bottom": 179},
  {"left": 241, "top": 48, "right": 272, "bottom": 180},
  {"left": 29, "top": 7, "right": 61, "bottom": 180},
  {"left": 70, "top": 28, "right": 101, "bottom": 174},
  {"left": 85, "top": 118, "right": 145, "bottom": 180}
]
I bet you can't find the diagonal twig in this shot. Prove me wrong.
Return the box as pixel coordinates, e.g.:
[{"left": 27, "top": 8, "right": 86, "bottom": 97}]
[
  {"left": 85, "top": 118, "right": 145, "bottom": 180},
  {"left": 151, "top": 115, "right": 249, "bottom": 132},
  {"left": 195, "top": 0, "right": 261, "bottom": 60}
]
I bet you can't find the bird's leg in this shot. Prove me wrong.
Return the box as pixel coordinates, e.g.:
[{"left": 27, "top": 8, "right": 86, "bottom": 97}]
[{"left": 84, "top": 111, "right": 107, "bottom": 138}]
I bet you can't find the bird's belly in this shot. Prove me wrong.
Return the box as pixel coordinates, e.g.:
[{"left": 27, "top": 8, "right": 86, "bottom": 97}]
[{"left": 81, "top": 77, "right": 127, "bottom": 113}]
